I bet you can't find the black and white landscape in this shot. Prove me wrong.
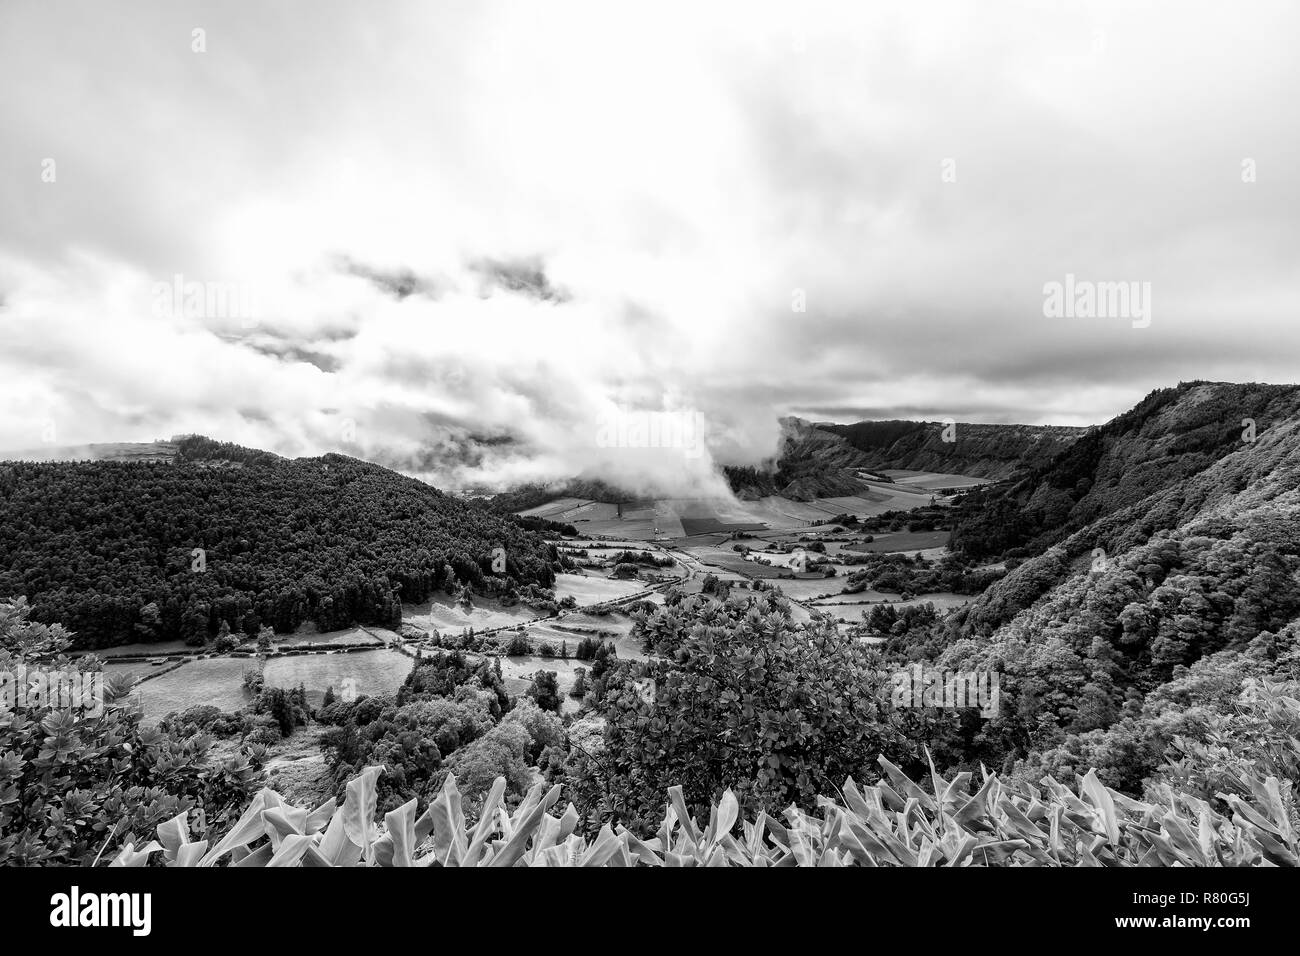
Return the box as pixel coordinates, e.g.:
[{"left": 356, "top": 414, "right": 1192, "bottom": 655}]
[{"left": 0, "top": 0, "right": 1297, "bottom": 900}]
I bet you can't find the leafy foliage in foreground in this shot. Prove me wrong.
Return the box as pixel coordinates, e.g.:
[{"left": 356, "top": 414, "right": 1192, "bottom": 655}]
[
  {"left": 111, "top": 741, "right": 1298, "bottom": 866},
  {"left": 0, "top": 600, "right": 263, "bottom": 865}
]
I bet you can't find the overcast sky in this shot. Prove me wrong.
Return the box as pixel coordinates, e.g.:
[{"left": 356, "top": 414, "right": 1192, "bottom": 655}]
[{"left": 1, "top": 0, "right": 1297, "bottom": 492}]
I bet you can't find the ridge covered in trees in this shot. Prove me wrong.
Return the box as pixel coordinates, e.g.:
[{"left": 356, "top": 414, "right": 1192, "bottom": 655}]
[
  {"left": 819, "top": 419, "right": 1085, "bottom": 480},
  {"left": 0, "top": 437, "right": 556, "bottom": 648}
]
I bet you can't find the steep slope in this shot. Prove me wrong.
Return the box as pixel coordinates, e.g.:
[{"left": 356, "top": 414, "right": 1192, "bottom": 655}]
[
  {"left": 819, "top": 420, "right": 1084, "bottom": 479},
  {"left": 883, "top": 382, "right": 1300, "bottom": 784},
  {"left": 949, "top": 382, "right": 1300, "bottom": 561},
  {"left": 724, "top": 417, "right": 876, "bottom": 501},
  {"left": 0, "top": 436, "right": 556, "bottom": 648},
  {"left": 940, "top": 392, "right": 1300, "bottom": 763}
]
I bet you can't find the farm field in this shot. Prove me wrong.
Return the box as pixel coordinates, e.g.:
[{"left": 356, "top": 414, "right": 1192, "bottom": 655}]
[
  {"left": 262, "top": 648, "right": 413, "bottom": 705},
  {"left": 803, "top": 587, "right": 896, "bottom": 605},
  {"left": 842, "top": 530, "right": 951, "bottom": 553},
  {"left": 520, "top": 620, "right": 649, "bottom": 663},
  {"left": 273, "top": 625, "right": 386, "bottom": 648},
  {"left": 677, "top": 544, "right": 792, "bottom": 579},
  {"left": 406, "top": 595, "right": 547, "bottom": 636},
  {"left": 810, "top": 591, "right": 972, "bottom": 613},
  {"left": 517, "top": 496, "right": 591, "bottom": 519},
  {"left": 882, "top": 470, "right": 991, "bottom": 490},
  {"left": 101, "top": 660, "right": 157, "bottom": 684},
  {"left": 128, "top": 657, "right": 255, "bottom": 722},
  {"left": 552, "top": 573, "right": 648, "bottom": 606},
  {"left": 768, "top": 577, "right": 851, "bottom": 602},
  {"left": 512, "top": 470, "right": 979, "bottom": 542},
  {"left": 84, "top": 638, "right": 191, "bottom": 659}
]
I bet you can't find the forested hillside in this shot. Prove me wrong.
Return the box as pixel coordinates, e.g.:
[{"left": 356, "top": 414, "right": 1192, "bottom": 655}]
[
  {"left": 949, "top": 382, "right": 1300, "bottom": 560},
  {"left": 0, "top": 437, "right": 556, "bottom": 648},
  {"left": 725, "top": 417, "right": 878, "bottom": 500},
  {"left": 820, "top": 419, "right": 1084, "bottom": 480},
  {"left": 724, "top": 416, "right": 1083, "bottom": 501},
  {"left": 889, "top": 381, "right": 1300, "bottom": 782}
]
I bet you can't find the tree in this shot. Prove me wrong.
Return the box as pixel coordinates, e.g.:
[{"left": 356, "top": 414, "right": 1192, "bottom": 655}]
[
  {"left": 602, "top": 591, "right": 905, "bottom": 829},
  {"left": 0, "top": 448, "right": 557, "bottom": 650},
  {"left": 527, "top": 671, "right": 562, "bottom": 713},
  {"left": 181, "top": 600, "right": 210, "bottom": 647},
  {"left": 134, "top": 601, "right": 162, "bottom": 640}
]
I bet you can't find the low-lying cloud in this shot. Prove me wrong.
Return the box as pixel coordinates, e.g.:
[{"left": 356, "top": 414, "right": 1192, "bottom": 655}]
[{"left": 1, "top": 0, "right": 1297, "bottom": 496}]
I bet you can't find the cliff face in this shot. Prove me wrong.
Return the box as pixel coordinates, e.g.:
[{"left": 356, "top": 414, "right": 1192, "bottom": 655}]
[{"left": 817, "top": 420, "right": 1085, "bottom": 479}]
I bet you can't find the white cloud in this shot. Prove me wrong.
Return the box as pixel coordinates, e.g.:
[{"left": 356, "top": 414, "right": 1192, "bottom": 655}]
[{"left": 1, "top": 0, "right": 1297, "bottom": 490}]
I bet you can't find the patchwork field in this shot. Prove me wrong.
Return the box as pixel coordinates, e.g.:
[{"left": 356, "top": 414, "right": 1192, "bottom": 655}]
[
  {"left": 512, "top": 471, "right": 974, "bottom": 541},
  {"left": 104, "top": 473, "right": 976, "bottom": 727}
]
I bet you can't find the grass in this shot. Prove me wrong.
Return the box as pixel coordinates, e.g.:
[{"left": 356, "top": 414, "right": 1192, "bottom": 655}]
[
  {"left": 406, "top": 595, "right": 546, "bottom": 635},
  {"left": 262, "top": 649, "right": 413, "bottom": 705},
  {"left": 273, "top": 625, "right": 385, "bottom": 648},
  {"left": 551, "top": 573, "right": 647, "bottom": 606},
  {"left": 842, "top": 530, "right": 951, "bottom": 552},
  {"left": 128, "top": 657, "right": 255, "bottom": 722}
]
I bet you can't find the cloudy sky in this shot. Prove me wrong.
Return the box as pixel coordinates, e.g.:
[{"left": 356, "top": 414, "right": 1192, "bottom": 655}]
[{"left": 1, "top": 0, "right": 1297, "bottom": 493}]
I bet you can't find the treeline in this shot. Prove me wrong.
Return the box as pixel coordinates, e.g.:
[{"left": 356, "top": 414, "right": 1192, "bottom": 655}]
[{"left": 0, "top": 444, "right": 556, "bottom": 648}]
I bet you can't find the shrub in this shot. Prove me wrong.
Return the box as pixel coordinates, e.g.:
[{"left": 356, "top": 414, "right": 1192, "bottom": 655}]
[
  {"left": 527, "top": 671, "right": 562, "bottom": 713},
  {"left": 503, "top": 633, "right": 532, "bottom": 656},
  {"left": 0, "top": 598, "right": 264, "bottom": 865},
  {"left": 502, "top": 697, "right": 566, "bottom": 762},
  {"left": 609, "top": 591, "right": 905, "bottom": 828}
]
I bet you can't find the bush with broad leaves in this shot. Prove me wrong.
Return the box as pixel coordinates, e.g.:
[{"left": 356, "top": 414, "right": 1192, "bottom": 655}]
[{"left": 111, "top": 746, "right": 1298, "bottom": 867}]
